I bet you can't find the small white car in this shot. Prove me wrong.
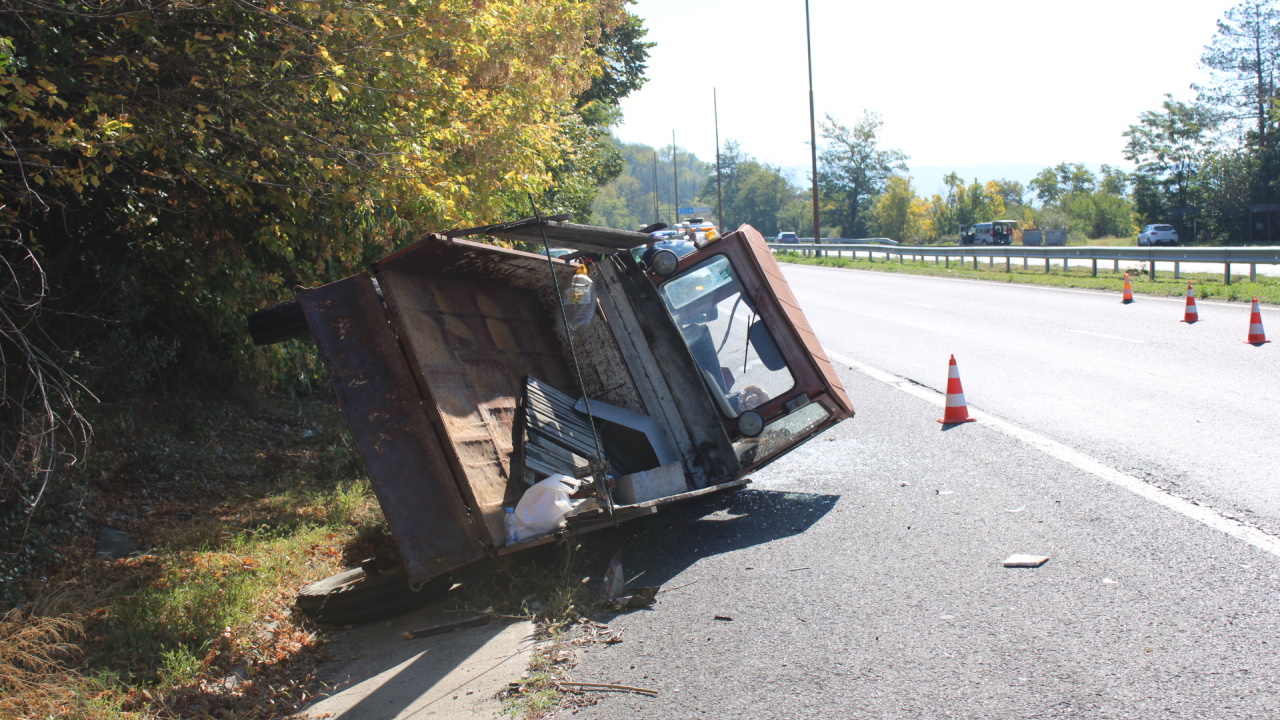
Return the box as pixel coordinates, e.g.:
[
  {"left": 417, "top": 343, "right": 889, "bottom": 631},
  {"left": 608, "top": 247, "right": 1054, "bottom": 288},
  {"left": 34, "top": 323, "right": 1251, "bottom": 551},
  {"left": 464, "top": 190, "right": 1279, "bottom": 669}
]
[
  {"left": 777, "top": 232, "right": 800, "bottom": 243},
  {"left": 1138, "top": 224, "right": 1179, "bottom": 246}
]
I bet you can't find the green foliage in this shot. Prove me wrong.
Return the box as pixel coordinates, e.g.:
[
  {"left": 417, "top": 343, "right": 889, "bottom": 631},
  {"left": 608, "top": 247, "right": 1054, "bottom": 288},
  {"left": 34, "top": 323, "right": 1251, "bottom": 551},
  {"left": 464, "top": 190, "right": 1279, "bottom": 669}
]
[
  {"left": 0, "top": 0, "right": 650, "bottom": 534},
  {"left": 696, "top": 141, "right": 800, "bottom": 236},
  {"left": 1124, "top": 2, "right": 1280, "bottom": 243},
  {"left": 591, "top": 139, "right": 712, "bottom": 230},
  {"left": 818, "top": 112, "right": 908, "bottom": 238},
  {"left": 871, "top": 175, "right": 921, "bottom": 241}
]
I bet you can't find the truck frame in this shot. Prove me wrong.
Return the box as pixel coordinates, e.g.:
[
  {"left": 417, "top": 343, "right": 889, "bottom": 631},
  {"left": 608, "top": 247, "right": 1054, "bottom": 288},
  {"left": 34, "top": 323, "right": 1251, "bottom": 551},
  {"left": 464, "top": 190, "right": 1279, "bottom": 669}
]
[{"left": 250, "top": 218, "right": 853, "bottom": 615}]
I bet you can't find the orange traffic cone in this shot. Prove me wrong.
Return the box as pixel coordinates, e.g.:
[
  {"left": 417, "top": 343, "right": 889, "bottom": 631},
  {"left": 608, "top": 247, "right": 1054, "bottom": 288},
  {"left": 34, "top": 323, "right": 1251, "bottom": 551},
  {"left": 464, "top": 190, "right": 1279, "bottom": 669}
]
[
  {"left": 1246, "top": 297, "right": 1270, "bottom": 345},
  {"left": 1181, "top": 282, "right": 1199, "bottom": 323},
  {"left": 938, "top": 355, "right": 977, "bottom": 425},
  {"left": 1121, "top": 273, "right": 1134, "bottom": 304}
]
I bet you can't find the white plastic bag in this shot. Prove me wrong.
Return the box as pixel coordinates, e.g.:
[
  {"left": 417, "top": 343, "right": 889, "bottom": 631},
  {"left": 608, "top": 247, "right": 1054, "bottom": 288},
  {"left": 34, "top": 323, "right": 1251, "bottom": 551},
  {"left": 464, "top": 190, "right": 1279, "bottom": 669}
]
[{"left": 513, "top": 474, "right": 582, "bottom": 542}]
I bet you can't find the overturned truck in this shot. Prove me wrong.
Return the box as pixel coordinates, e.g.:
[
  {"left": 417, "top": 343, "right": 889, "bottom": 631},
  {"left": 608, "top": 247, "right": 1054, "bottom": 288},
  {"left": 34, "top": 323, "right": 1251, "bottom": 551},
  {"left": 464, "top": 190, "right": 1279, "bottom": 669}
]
[{"left": 249, "top": 219, "right": 853, "bottom": 620}]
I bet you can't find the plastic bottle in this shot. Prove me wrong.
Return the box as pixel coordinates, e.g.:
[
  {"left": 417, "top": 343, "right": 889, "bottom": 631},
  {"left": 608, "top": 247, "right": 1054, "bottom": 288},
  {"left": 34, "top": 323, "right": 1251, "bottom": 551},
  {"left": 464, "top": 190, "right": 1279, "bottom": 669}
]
[
  {"left": 504, "top": 506, "right": 518, "bottom": 546},
  {"left": 562, "top": 265, "right": 595, "bottom": 327}
]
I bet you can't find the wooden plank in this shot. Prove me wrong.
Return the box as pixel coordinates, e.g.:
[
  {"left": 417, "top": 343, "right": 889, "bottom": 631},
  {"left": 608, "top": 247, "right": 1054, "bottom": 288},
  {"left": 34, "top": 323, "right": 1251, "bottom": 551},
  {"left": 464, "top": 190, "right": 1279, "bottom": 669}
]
[
  {"left": 599, "top": 253, "right": 742, "bottom": 486},
  {"left": 595, "top": 260, "right": 702, "bottom": 485}
]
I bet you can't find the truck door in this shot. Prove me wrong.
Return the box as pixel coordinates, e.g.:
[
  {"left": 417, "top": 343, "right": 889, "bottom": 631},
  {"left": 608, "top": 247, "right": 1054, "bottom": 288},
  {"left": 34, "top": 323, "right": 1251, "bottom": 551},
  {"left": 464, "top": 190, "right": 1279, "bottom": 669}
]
[{"left": 653, "top": 225, "right": 854, "bottom": 472}]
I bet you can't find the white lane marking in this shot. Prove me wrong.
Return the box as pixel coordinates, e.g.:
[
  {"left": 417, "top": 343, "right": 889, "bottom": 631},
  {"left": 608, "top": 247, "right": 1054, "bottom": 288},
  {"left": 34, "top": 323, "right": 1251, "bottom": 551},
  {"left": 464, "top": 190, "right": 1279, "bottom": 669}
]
[
  {"left": 902, "top": 301, "right": 936, "bottom": 309},
  {"left": 1069, "top": 330, "right": 1147, "bottom": 344},
  {"left": 827, "top": 350, "right": 1280, "bottom": 559}
]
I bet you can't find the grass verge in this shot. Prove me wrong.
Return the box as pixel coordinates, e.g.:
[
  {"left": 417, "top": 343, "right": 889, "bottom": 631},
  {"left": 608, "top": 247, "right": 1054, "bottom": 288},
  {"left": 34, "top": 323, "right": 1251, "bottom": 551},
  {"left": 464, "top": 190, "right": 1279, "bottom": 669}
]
[
  {"left": 1, "top": 390, "right": 392, "bottom": 720},
  {"left": 775, "top": 251, "right": 1280, "bottom": 304}
]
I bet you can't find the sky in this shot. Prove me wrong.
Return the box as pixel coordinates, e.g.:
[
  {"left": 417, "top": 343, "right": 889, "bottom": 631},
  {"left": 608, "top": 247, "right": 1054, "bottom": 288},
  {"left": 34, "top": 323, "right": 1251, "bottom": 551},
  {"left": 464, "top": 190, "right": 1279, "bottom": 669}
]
[{"left": 613, "top": 0, "right": 1244, "bottom": 194}]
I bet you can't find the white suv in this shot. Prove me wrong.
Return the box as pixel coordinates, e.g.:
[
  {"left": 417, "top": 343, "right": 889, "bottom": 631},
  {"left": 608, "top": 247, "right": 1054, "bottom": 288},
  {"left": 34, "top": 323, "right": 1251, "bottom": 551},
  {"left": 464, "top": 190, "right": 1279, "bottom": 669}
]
[{"left": 1138, "top": 224, "right": 1179, "bottom": 246}]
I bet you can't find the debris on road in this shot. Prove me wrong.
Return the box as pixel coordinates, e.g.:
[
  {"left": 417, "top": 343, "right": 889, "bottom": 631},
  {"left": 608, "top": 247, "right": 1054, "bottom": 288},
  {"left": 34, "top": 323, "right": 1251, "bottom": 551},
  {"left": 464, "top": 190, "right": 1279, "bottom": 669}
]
[
  {"left": 600, "top": 550, "right": 625, "bottom": 601},
  {"left": 402, "top": 612, "right": 490, "bottom": 639},
  {"left": 1002, "top": 554, "right": 1050, "bottom": 568},
  {"left": 658, "top": 579, "right": 700, "bottom": 594},
  {"left": 1005, "top": 505, "right": 1026, "bottom": 513},
  {"left": 713, "top": 615, "right": 733, "bottom": 621},
  {"left": 608, "top": 587, "right": 660, "bottom": 609},
  {"left": 556, "top": 681, "right": 657, "bottom": 697}
]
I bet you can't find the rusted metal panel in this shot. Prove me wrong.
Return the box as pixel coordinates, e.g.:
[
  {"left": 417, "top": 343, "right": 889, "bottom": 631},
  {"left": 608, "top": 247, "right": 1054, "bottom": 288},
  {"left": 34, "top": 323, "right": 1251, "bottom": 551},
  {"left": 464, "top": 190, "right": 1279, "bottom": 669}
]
[
  {"left": 469, "top": 218, "right": 651, "bottom": 255},
  {"left": 296, "top": 274, "right": 482, "bottom": 586},
  {"left": 377, "top": 234, "right": 579, "bottom": 292},
  {"left": 377, "top": 269, "right": 573, "bottom": 545}
]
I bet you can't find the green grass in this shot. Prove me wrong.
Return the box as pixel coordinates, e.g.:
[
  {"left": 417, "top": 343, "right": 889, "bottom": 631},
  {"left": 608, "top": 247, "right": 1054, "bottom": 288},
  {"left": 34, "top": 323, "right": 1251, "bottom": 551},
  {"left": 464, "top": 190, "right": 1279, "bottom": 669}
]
[
  {"left": 775, "top": 251, "right": 1280, "bottom": 304},
  {"left": 2, "top": 392, "right": 391, "bottom": 720}
]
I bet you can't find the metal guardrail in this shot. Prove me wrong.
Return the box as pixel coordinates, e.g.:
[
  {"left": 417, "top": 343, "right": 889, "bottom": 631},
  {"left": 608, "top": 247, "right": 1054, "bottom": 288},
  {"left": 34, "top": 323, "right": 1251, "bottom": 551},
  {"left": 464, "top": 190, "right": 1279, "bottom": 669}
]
[{"left": 768, "top": 243, "right": 1280, "bottom": 284}]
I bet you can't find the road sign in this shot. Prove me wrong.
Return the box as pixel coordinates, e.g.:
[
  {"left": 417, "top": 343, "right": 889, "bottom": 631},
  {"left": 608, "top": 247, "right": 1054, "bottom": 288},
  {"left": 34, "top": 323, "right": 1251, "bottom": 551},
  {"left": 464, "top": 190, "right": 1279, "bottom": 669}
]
[{"left": 677, "top": 206, "right": 711, "bottom": 215}]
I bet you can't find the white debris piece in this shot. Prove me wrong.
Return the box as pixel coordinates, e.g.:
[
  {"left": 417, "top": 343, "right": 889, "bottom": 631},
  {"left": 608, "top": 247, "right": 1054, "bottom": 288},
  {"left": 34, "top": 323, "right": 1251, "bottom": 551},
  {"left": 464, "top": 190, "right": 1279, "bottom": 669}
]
[{"left": 1001, "top": 554, "right": 1049, "bottom": 568}]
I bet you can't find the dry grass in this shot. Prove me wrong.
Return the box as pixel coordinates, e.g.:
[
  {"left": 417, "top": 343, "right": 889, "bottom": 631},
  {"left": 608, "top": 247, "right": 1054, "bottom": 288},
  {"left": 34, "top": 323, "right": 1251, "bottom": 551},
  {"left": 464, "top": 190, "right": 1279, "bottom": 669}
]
[{"left": 0, "top": 608, "right": 107, "bottom": 719}]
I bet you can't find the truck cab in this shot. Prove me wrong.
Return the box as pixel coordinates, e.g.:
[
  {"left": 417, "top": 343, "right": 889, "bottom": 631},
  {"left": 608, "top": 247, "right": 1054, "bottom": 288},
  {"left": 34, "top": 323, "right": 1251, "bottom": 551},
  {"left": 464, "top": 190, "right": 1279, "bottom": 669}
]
[{"left": 251, "top": 219, "right": 853, "bottom": 590}]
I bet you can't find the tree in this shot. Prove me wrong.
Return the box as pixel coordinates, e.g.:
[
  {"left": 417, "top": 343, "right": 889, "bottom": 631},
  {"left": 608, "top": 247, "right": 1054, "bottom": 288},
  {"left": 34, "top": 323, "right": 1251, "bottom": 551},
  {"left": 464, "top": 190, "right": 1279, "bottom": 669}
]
[
  {"left": 872, "top": 175, "right": 923, "bottom": 241},
  {"left": 1030, "top": 168, "right": 1065, "bottom": 205},
  {"left": 1098, "top": 165, "right": 1131, "bottom": 197},
  {"left": 0, "top": 0, "right": 642, "bottom": 510},
  {"left": 992, "top": 179, "right": 1026, "bottom": 208},
  {"left": 818, "top": 112, "right": 908, "bottom": 238},
  {"left": 1124, "top": 96, "right": 1216, "bottom": 222},
  {"left": 698, "top": 142, "right": 796, "bottom": 236},
  {"left": 1197, "top": 1, "right": 1280, "bottom": 151}
]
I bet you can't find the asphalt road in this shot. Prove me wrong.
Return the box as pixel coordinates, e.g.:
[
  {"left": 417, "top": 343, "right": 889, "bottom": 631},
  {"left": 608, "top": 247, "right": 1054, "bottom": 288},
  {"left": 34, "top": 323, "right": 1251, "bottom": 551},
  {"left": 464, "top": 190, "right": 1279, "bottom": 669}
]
[
  {"left": 564, "top": 267, "right": 1280, "bottom": 719},
  {"left": 786, "top": 265, "right": 1280, "bottom": 534}
]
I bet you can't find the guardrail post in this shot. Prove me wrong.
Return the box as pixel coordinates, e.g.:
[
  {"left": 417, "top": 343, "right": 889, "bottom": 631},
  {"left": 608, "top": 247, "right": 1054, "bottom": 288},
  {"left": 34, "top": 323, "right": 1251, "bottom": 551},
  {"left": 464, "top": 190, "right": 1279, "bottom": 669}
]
[
  {"left": 1023, "top": 256, "right": 1029, "bottom": 270},
  {"left": 945, "top": 256, "right": 949, "bottom": 268},
  {"left": 1005, "top": 254, "right": 1011, "bottom": 272},
  {"left": 1174, "top": 262, "right": 1180, "bottom": 280},
  {"left": 1225, "top": 263, "right": 1231, "bottom": 285},
  {"left": 972, "top": 255, "right": 978, "bottom": 270},
  {"left": 1044, "top": 258, "right": 1050, "bottom": 274},
  {"left": 1251, "top": 263, "right": 1257, "bottom": 282},
  {"left": 1114, "top": 259, "right": 1119, "bottom": 272},
  {"left": 1150, "top": 260, "right": 1156, "bottom": 280},
  {"left": 1091, "top": 259, "right": 1097, "bottom": 277}
]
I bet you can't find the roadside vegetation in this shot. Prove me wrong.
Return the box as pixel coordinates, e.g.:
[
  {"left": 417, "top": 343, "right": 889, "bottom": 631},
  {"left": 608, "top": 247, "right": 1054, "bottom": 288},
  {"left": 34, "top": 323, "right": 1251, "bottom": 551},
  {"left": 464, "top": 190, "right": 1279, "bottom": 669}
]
[
  {"left": 0, "top": 391, "right": 386, "bottom": 718},
  {"left": 775, "top": 251, "right": 1280, "bottom": 305},
  {"left": 1, "top": 2, "right": 651, "bottom": 715}
]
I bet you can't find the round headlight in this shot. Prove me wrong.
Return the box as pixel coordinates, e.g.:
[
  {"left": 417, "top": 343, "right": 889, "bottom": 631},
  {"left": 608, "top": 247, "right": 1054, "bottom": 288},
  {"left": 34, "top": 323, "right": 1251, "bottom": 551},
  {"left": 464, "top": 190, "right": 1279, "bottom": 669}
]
[
  {"left": 648, "top": 248, "right": 680, "bottom": 276},
  {"left": 737, "top": 410, "right": 764, "bottom": 438}
]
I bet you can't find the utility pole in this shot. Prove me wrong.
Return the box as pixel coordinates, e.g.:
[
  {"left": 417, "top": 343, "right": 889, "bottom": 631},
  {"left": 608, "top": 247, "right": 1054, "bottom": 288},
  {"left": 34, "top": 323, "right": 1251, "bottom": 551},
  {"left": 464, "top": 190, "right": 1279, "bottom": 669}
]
[
  {"left": 805, "top": 0, "right": 821, "bottom": 247},
  {"left": 715, "top": 88, "right": 724, "bottom": 232},
  {"left": 652, "top": 148, "right": 660, "bottom": 225},
  {"left": 672, "top": 130, "right": 679, "bottom": 225}
]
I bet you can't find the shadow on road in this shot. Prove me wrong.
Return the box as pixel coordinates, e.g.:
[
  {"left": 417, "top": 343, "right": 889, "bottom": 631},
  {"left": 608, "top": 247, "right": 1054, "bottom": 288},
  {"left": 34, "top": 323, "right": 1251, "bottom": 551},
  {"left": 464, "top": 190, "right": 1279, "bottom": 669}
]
[{"left": 582, "top": 487, "right": 839, "bottom": 593}]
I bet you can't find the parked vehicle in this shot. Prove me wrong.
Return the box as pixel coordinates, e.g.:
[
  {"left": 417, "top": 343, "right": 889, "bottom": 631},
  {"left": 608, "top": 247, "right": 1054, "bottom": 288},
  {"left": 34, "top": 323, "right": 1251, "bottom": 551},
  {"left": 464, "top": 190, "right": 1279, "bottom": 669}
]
[
  {"left": 1138, "top": 224, "right": 1179, "bottom": 246},
  {"left": 248, "top": 218, "right": 853, "bottom": 622},
  {"left": 777, "top": 231, "right": 800, "bottom": 243},
  {"left": 961, "top": 220, "right": 1018, "bottom": 246}
]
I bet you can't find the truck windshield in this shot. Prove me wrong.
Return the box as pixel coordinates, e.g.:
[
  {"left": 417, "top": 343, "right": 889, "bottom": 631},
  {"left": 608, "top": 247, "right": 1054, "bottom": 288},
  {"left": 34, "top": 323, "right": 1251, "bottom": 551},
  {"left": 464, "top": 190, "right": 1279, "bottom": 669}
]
[{"left": 658, "top": 255, "right": 795, "bottom": 419}]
